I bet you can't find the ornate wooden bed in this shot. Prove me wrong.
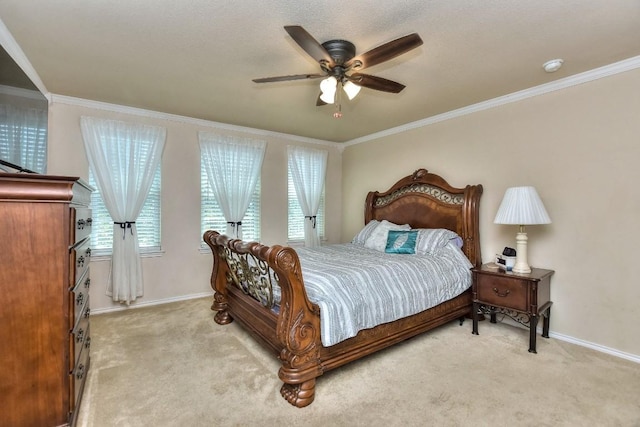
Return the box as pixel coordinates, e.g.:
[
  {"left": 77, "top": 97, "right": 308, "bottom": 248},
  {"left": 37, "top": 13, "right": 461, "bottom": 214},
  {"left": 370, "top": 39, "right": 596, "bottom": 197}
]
[{"left": 203, "top": 168, "right": 482, "bottom": 407}]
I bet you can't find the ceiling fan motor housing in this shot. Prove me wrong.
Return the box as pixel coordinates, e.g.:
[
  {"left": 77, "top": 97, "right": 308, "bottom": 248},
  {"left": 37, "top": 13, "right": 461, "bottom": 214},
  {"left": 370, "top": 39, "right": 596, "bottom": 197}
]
[{"left": 321, "top": 40, "right": 356, "bottom": 65}]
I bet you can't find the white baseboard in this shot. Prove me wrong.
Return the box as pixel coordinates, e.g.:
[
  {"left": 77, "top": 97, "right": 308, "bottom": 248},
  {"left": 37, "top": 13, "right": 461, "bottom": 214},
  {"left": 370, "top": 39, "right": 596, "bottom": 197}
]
[
  {"left": 492, "top": 316, "right": 640, "bottom": 364},
  {"left": 549, "top": 330, "right": 640, "bottom": 364},
  {"left": 90, "top": 291, "right": 214, "bottom": 315}
]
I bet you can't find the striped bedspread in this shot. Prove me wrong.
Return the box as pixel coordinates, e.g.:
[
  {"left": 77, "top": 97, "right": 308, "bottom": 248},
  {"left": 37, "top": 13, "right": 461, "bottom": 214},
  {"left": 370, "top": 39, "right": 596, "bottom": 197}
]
[{"left": 286, "top": 242, "right": 473, "bottom": 347}]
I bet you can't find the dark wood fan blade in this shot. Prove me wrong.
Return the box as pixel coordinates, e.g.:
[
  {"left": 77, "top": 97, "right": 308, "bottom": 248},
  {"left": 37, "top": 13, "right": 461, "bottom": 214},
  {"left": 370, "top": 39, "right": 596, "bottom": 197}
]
[
  {"left": 284, "top": 25, "right": 335, "bottom": 67},
  {"left": 253, "top": 73, "right": 325, "bottom": 83},
  {"left": 346, "top": 33, "right": 423, "bottom": 71},
  {"left": 347, "top": 73, "right": 406, "bottom": 93}
]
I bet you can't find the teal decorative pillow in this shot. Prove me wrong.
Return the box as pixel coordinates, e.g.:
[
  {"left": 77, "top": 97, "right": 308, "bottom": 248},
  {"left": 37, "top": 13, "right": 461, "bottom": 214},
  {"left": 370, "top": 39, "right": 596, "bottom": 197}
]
[
  {"left": 385, "top": 230, "right": 418, "bottom": 254},
  {"left": 364, "top": 220, "right": 411, "bottom": 252}
]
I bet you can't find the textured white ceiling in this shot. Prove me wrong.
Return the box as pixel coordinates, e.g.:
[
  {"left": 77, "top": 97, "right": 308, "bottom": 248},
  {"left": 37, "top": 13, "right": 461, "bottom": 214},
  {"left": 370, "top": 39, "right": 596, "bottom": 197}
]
[{"left": 1, "top": 1, "right": 639, "bottom": 142}]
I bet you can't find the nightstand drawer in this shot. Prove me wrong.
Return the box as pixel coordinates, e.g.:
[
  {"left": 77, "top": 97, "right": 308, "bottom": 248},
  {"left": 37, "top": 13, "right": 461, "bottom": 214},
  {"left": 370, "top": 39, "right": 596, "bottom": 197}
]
[{"left": 476, "top": 274, "right": 527, "bottom": 311}]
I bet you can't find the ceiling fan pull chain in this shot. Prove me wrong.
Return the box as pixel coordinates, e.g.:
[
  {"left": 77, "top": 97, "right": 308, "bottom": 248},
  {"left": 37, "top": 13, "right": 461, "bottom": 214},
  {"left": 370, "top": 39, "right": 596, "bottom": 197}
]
[{"left": 333, "top": 91, "right": 343, "bottom": 119}]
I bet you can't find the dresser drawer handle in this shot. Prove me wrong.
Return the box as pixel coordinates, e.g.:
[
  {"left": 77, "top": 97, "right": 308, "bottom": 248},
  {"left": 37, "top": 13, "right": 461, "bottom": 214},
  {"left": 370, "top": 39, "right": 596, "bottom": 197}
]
[
  {"left": 492, "top": 287, "right": 510, "bottom": 298},
  {"left": 84, "top": 277, "right": 91, "bottom": 289},
  {"left": 76, "top": 292, "right": 84, "bottom": 306},
  {"left": 77, "top": 219, "right": 85, "bottom": 230},
  {"left": 76, "top": 364, "right": 85, "bottom": 380},
  {"left": 86, "top": 218, "right": 93, "bottom": 227},
  {"left": 84, "top": 307, "right": 91, "bottom": 318},
  {"left": 85, "top": 337, "right": 91, "bottom": 350},
  {"left": 76, "top": 328, "right": 84, "bottom": 343},
  {"left": 77, "top": 256, "right": 85, "bottom": 268}
]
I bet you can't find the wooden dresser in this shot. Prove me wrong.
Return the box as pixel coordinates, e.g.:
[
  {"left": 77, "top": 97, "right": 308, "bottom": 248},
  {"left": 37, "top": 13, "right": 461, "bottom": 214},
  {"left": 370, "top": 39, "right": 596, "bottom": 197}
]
[{"left": 0, "top": 173, "right": 93, "bottom": 427}]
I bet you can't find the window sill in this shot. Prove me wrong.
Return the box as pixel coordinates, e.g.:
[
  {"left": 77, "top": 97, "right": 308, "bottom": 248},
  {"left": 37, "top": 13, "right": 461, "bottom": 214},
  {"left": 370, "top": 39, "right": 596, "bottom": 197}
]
[
  {"left": 198, "top": 238, "right": 327, "bottom": 254},
  {"left": 90, "top": 248, "right": 165, "bottom": 262},
  {"left": 287, "top": 238, "right": 327, "bottom": 246}
]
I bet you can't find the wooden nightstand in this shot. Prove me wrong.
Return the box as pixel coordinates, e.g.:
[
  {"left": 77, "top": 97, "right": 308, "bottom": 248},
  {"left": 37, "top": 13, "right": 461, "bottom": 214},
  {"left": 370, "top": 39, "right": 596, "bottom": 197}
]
[{"left": 471, "top": 263, "right": 554, "bottom": 353}]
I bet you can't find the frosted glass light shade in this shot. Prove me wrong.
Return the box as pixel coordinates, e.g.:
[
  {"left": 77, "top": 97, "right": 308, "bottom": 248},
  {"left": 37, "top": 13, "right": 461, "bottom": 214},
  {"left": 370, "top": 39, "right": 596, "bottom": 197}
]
[
  {"left": 494, "top": 186, "right": 551, "bottom": 225},
  {"left": 319, "top": 77, "right": 337, "bottom": 104},
  {"left": 319, "top": 91, "right": 335, "bottom": 104},
  {"left": 343, "top": 81, "right": 361, "bottom": 100}
]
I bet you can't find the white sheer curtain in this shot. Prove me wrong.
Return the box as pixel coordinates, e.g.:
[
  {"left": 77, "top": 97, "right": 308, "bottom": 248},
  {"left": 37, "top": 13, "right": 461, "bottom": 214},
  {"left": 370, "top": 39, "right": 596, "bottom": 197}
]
[
  {"left": 0, "top": 103, "right": 47, "bottom": 173},
  {"left": 287, "top": 145, "right": 328, "bottom": 247},
  {"left": 80, "top": 116, "right": 166, "bottom": 305},
  {"left": 199, "top": 132, "right": 265, "bottom": 239}
]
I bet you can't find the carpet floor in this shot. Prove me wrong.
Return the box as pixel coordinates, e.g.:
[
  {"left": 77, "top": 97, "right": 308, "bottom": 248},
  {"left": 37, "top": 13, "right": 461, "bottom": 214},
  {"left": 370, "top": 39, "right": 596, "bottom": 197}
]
[{"left": 77, "top": 297, "right": 640, "bottom": 426}]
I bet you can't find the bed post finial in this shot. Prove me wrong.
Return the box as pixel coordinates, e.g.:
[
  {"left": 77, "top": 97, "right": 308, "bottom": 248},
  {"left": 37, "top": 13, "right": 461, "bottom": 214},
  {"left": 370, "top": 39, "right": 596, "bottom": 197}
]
[{"left": 412, "top": 168, "right": 429, "bottom": 180}]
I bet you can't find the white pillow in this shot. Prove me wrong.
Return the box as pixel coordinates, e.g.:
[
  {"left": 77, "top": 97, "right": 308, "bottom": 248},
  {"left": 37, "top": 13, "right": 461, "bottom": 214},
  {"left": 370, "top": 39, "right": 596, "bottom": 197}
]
[
  {"left": 351, "top": 220, "right": 381, "bottom": 246},
  {"left": 414, "top": 228, "right": 461, "bottom": 255},
  {"left": 364, "top": 220, "right": 411, "bottom": 252}
]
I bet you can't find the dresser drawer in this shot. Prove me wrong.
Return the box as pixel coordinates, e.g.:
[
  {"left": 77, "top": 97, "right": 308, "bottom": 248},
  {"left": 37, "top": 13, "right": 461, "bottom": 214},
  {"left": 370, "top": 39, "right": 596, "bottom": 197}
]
[
  {"left": 69, "top": 238, "right": 91, "bottom": 288},
  {"left": 71, "top": 269, "right": 91, "bottom": 329},
  {"left": 70, "top": 207, "right": 93, "bottom": 245},
  {"left": 71, "top": 314, "right": 90, "bottom": 370},
  {"left": 476, "top": 274, "right": 528, "bottom": 312},
  {"left": 70, "top": 343, "right": 90, "bottom": 410}
]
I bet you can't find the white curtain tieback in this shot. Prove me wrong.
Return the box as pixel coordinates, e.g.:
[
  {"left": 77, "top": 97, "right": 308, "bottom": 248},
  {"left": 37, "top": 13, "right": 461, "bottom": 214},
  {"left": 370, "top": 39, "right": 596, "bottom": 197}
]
[{"left": 114, "top": 221, "right": 136, "bottom": 239}]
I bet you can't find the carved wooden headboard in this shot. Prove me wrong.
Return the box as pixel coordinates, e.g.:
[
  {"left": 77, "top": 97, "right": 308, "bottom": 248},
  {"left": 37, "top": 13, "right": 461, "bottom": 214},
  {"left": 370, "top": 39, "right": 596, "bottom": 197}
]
[{"left": 364, "top": 168, "right": 483, "bottom": 267}]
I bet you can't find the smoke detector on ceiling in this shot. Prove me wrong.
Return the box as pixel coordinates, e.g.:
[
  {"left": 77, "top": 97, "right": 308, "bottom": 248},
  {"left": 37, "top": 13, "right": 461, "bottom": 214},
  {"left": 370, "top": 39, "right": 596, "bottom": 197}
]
[{"left": 543, "top": 59, "right": 564, "bottom": 73}]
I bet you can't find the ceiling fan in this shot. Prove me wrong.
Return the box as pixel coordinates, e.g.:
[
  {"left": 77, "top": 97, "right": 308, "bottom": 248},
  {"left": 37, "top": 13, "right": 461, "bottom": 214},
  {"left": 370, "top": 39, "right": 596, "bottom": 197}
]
[{"left": 252, "top": 26, "right": 423, "bottom": 114}]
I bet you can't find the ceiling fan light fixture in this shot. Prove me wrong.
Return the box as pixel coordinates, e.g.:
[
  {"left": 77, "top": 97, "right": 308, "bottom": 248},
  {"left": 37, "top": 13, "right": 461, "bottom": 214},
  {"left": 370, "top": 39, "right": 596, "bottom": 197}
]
[
  {"left": 320, "top": 76, "right": 337, "bottom": 104},
  {"left": 320, "top": 91, "right": 335, "bottom": 104},
  {"left": 343, "top": 81, "right": 361, "bottom": 100}
]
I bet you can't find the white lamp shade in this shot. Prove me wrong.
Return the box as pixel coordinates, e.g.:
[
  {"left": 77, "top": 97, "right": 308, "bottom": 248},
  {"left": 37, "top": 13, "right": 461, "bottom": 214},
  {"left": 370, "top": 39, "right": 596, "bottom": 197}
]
[
  {"left": 494, "top": 186, "right": 551, "bottom": 225},
  {"left": 343, "top": 81, "right": 361, "bottom": 100}
]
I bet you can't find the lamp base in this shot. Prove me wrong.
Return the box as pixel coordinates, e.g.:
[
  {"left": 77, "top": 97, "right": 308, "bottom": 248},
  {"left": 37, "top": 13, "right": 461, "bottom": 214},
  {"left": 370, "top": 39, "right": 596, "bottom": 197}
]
[
  {"left": 512, "top": 265, "right": 531, "bottom": 274},
  {"left": 513, "top": 231, "right": 531, "bottom": 274}
]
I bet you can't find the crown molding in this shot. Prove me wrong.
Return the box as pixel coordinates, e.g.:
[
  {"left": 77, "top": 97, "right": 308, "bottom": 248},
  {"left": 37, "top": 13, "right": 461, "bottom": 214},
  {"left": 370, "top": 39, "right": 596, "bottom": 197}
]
[
  {"left": 50, "top": 93, "right": 339, "bottom": 148},
  {"left": 344, "top": 55, "right": 640, "bottom": 147},
  {"left": 1, "top": 17, "right": 336, "bottom": 148},
  {"left": 4, "top": 7, "right": 639, "bottom": 148},
  {"left": 0, "top": 17, "right": 51, "bottom": 103},
  {"left": 0, "top": 84, "right": 47, "bottom": 100}
]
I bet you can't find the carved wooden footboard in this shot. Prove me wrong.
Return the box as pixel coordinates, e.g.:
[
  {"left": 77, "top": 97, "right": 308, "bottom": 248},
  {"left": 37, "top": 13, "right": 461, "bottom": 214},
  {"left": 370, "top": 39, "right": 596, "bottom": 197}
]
[
  {"left": 204, "top": 232, "right": 323, "bottom": 407},
  {"left": 204, "top": 168, "right": 482, "bottom": 407}
]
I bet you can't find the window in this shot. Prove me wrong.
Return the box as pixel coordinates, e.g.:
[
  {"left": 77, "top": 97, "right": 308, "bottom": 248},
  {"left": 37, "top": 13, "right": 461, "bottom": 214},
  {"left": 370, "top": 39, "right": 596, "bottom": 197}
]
[
  {"left": 200, "top": 163, "right": 261, "bottom": 245},
  {"left": 199, "top": 134, "right": 264, "bottom": 245},
  {"left": 89, "top": 165, "right": 162, "bottom": 255},
  {"left": 0, "top": 103, "right": 47, "bottom": 173},
  {"left": 287, "top": 166, "right": 325, "bottom": 241}
]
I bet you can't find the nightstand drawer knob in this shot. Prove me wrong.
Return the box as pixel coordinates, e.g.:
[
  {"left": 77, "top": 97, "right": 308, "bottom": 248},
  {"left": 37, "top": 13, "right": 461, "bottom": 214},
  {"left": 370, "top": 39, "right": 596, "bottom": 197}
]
[{"left": 493, "top": 287, "right": 510, "bottom": 298}]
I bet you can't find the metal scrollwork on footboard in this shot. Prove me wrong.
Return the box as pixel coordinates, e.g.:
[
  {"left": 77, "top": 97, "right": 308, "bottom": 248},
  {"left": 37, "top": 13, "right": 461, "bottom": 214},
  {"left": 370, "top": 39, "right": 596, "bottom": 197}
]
[{"left": 221, "top": 246, "right": 277, "bottom": 309}]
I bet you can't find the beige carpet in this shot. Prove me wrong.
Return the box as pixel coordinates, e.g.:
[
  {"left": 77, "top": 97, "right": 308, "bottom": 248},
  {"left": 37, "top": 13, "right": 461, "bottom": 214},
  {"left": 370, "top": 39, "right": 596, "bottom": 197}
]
[{"left": 77, "top": 297, "right": 640, "bottom": 427}]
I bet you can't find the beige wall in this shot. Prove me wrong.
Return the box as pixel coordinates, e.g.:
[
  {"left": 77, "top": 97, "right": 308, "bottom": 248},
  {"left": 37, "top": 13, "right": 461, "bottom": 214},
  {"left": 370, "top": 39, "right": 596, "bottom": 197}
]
[
  {"left": 47, "top": 101, "right": 342, "bottom": 312},
  {"left": 343, "top": 68, "right": 640, "bottom": 358},
  {"left": 43, "top": 67, "right": 640, "bottom": 359}
]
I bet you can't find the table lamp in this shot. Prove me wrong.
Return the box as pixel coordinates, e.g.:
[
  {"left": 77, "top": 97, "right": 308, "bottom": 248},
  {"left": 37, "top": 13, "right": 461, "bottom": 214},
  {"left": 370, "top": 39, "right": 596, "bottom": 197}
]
[{"left": 494, "top": 186, "right": 551, "bottom": 274}]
